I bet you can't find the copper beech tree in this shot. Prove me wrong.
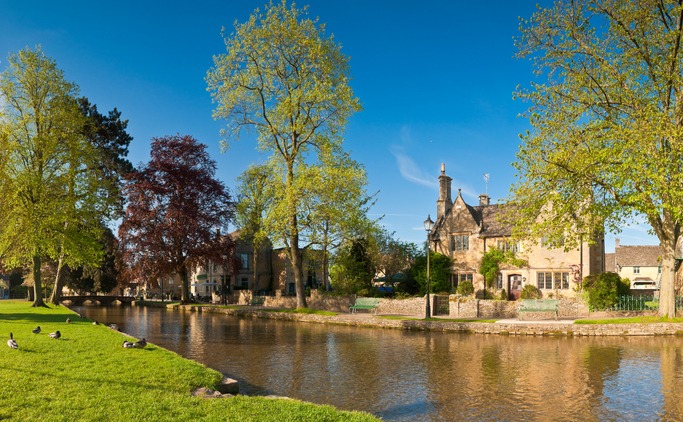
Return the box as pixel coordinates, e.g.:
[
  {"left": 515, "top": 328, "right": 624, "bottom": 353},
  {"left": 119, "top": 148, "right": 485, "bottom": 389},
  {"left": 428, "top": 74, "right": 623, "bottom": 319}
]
[{"left": 118, "top": 135, "right": 235, "bottom": 303}]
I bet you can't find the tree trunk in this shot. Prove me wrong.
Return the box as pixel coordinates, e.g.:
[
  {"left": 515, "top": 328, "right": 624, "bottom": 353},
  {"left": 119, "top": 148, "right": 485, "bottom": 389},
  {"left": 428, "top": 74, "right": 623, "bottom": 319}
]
[
  {"left": 180, "top": 265, "right": 190, "bottom": 304},
  {"left": 660, "top": 240, "right": 677, "bottom": 318},
  {"left": 49, "top": 255, "right": 65, "bottom": 305},
  {"left": 286, "top": 161, "right": 307, "bottom": 308},
  {"left": 32, "top": 255, "right": 47, "bottom": 307}
]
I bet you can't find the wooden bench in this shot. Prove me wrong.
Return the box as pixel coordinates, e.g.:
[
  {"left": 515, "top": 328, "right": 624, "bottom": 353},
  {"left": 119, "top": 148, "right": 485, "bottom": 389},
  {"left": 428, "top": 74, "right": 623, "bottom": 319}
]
[
  {"left": 518, "top": 299, "right": 559, "bottom": 320},
  {"left": 349, "top": 297, "right": 381, "bottom": 314}
]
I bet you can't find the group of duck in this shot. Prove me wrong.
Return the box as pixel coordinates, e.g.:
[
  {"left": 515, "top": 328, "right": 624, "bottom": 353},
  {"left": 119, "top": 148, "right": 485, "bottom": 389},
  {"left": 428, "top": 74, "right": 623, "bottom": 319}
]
[
  {"left": 7, "top": 325, "right": 62, "bottom": 349},
  {"left": 7, "top": 316, "right": 147, "bottom": 350}
]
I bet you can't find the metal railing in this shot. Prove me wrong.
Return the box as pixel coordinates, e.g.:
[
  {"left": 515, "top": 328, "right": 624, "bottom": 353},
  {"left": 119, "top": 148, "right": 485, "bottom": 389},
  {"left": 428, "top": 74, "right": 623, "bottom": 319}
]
[{"left": 608, "top": 295, "right": 683, "bottom": 311}]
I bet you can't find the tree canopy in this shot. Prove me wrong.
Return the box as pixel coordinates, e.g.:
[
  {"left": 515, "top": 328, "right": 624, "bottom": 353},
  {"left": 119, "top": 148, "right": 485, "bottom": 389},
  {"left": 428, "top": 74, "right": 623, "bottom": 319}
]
[
  {"left": 118, "top": 135, "right": 235, "bottom": 304},
  {"left": 0, "top": 47, "right": 114, "bottom": 307},
  {"left": 207, "top": 0, "right": 361, "bottom": 307},
  {"left": 514, "top": 0, "right": 683, "bottom": 317}
]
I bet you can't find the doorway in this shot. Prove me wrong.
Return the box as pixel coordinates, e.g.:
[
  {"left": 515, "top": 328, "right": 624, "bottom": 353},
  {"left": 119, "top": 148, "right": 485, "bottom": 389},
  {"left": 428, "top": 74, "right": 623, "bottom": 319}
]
[{"left": 508, "top": 274, "right": 523, "bottom": 300}]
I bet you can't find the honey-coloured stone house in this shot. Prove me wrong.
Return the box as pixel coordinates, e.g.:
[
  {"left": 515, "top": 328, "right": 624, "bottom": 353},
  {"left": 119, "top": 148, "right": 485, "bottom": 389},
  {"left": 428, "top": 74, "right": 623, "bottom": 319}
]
[{"left": 430, "top": 164, "right": 605, "bottom": 299}]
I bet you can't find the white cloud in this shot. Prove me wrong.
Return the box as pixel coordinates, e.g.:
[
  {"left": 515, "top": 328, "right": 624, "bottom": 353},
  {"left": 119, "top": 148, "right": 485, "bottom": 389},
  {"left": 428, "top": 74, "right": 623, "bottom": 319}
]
[{"left": 390, "top": 144, "right": 437, "bottom": 189}]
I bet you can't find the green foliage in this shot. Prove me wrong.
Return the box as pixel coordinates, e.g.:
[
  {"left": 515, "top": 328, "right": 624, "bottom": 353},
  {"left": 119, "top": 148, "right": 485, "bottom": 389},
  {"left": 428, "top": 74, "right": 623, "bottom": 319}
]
[
  {"left": 520, "top": 284, "right": 542, "bottom": 299},
  {"left": 0, "top": 47, "right": 114, "bottom": 306},
  {"left": 207, "top": 0, "right": 362, "bottom": 308},
  {"left": 582, "top": 272, "right": 631, "bottom": 311},
  {"left": 480, "top": 248, "right": 505, "bottom": 288},
  {"left": 514, "top": 0, "right": 683, "bottom": 317},
  {"left": 476, "top": 289, "right": 495, "bottom": 299},
  {"left": 330, "top": 238, "right": 375, "bottom": 295},
  {"left": 456, "top": 280, "right": 475, "bottom": 296},
  {"left": 410, "top": 251, "right": 453, "bottom": 295},
  {"left": 499, "top": 289, "right": 508, "bottom": 301}
]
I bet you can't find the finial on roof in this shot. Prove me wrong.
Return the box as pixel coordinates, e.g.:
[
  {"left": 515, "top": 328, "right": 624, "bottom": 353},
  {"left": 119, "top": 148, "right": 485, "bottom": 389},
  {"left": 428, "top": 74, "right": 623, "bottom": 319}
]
[{"left": 441, "top": 163, "right": 445, "bottom": 174}]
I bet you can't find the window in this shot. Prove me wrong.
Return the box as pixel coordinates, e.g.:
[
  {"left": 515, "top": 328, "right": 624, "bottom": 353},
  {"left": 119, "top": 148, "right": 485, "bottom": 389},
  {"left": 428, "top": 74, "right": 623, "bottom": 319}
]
[
  {"left": 659, "top": 266, "right": 662, "bottom": 274},
  {"left": 497, "top": 240, "right": 519, "bottom": 253},
  {"left": 451, "top": 235, "right": 469, "bottom": 251},
  {"left": 240, "top": 253, "right": 249, "bottom": 270},
  {"left": 537, "top": 272, "right": 570, "bottom": 290},
  {"left": 496, "top": 273, "right": 503, "bottom": 290},
  {"left": 633, "top": 266, "right": 640, "bottom": 274}
]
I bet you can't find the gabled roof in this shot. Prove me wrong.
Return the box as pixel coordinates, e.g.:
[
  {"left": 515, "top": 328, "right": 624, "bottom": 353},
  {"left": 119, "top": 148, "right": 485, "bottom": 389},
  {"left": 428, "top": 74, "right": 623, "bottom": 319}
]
[
  {"left": 605, "top": 253, "right": 616, "bottom": 272},
  {"left": 434, "top": 190, "right": 514, "bottom": 238},
  {"left": 615, "top": 245, "right": 661, "bottom": 267}
]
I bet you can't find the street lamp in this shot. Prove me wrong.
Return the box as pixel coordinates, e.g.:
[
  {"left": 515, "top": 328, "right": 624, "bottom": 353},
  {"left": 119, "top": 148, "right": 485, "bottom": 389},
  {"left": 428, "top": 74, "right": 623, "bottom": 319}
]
[{"left": 424, "top": 214, "right": 434, "bottom": 319}]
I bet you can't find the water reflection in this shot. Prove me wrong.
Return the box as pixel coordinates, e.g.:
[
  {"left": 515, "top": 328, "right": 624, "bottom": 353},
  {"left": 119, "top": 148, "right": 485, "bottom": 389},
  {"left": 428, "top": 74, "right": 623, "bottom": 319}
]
[{"left": 75, "top": 306, "right": 683, "bottom": 421}]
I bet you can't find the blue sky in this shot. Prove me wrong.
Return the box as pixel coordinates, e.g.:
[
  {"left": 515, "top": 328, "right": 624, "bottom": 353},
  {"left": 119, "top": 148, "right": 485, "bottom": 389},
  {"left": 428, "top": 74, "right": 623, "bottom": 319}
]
[{"left": 0, "top": 0, "right": 658, "bottom": 252}]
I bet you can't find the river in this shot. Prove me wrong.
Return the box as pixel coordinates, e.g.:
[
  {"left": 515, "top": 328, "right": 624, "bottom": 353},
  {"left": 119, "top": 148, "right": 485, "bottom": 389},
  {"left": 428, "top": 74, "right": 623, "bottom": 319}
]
[{"left": 73, "top": 305, "right": 683, "bottom": 421}]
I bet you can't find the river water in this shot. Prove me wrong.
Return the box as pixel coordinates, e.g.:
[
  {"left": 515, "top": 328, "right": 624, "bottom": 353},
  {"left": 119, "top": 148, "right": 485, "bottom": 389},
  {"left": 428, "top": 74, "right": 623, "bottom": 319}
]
[{"left": 73, "top": 305, "right": 683, "bottom": 421}]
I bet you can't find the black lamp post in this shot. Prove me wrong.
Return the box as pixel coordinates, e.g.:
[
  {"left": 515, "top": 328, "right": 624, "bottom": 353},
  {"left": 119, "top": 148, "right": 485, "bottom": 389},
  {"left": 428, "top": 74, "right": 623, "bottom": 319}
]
[{"left": 424, "top": 214, "right": 434, "bottom": 319}]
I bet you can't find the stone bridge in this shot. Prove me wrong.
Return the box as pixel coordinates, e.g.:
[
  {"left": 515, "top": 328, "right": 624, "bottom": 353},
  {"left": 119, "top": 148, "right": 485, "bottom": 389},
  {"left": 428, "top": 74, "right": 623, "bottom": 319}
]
[{"left": 59, "top": 295, "right": 136, "bottom": 306}]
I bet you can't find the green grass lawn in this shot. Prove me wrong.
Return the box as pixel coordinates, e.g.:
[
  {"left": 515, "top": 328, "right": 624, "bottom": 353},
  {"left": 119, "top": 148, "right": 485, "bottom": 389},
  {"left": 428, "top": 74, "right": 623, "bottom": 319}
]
[
  {"left": 575, "top": 316, "right": 683, "bottom": 324},
  {"left": 0, "top": 301, "right": 377, "bottom": 421},
  {"left": 377, "top": 315, "right": 497, "bottom": 323}
]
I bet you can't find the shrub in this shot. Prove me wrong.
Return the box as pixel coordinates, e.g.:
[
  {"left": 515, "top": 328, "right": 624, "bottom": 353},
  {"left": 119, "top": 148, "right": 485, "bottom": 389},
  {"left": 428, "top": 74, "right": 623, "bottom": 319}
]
[
  {"left": 456, "top": 280, "right": 474, "bottom": 296},
  {"left": 582, "top": 271, "right": 630, "bottom": 310},
  {"left": 499, "top": 289, "right": 508, "bottom": 301},
  {"left": 475, "top": 289, "right": 495, "bottom": 299},
  {"left": 520, "top": 284, "right": 542, "bottom": 299}
]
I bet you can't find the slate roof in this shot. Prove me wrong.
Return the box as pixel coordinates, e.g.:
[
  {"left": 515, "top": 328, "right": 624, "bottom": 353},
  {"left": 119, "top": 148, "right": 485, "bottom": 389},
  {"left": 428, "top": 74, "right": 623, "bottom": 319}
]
[
  {"left": 473, "top": 203, "right": 513, "bottom": 238},
  {"left": 615, "top": 245, "right": 661, "bottom": 267},
  {"left": 605, "top": 253, "right": 616, "bottom": 272}
]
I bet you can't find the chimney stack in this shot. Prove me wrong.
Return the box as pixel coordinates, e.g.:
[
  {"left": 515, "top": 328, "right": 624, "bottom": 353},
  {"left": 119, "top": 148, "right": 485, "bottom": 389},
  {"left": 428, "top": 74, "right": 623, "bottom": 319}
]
[
  {"left": 437, "top": 163, "right": 452, "bottom": 219},
  {"left": 478, "top": 194, "right": 490, "bottom": 206}
]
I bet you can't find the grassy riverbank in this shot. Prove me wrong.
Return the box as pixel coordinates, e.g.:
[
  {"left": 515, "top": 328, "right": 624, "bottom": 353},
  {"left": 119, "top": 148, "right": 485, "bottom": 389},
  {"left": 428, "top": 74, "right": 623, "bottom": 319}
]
[{"left": 0, "top": 301, "right": 378, "bottom": 421}]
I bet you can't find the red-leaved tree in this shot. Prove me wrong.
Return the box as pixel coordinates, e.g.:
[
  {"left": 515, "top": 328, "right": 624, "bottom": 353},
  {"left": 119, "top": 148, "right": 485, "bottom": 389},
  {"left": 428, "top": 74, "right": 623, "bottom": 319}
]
[{"left": 118, "top": 135, "right": 234, "bottom": 303}]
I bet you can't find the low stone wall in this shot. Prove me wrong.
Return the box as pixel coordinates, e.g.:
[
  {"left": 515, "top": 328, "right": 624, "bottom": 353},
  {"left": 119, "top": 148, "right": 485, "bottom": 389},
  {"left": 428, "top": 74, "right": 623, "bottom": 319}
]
[
  {"left": 173, "top": 304, "right": 683, "bottom": 336},
  {"left": 230, "top": 292, "right": 591, "bottom": 319}
]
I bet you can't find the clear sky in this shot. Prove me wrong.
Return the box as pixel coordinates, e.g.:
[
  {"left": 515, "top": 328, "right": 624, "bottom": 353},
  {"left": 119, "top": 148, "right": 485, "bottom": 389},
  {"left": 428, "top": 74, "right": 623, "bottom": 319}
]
[{"left": 0, "top": 0, "right": 659, "bottom": 252}]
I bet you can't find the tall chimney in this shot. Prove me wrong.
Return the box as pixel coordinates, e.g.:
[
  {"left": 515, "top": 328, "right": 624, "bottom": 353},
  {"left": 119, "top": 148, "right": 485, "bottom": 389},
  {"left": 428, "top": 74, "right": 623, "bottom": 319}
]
[
  {"left": 436, "top": 163, "right": 452, "bottom": 219},
  {"left": 478, "top": 194, "right": 490, "bottom": 206}
]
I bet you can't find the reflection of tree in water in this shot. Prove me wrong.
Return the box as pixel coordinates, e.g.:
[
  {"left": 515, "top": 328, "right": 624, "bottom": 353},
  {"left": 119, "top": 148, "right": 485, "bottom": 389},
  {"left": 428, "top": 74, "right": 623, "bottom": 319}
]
[{"left": 582, "top": 345, "right": 623, "bottom": 395}]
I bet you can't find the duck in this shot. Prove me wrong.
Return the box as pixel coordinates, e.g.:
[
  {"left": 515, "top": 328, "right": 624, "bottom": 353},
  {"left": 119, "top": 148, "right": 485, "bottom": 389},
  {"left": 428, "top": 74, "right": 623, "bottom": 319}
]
[
  {"left": 108, "top": 323, "right": 119, "bottom": 331},
  {"left": 66, "top": 317, "right": 71, "bottom": 324},
  {"left": 122, "top": 340, "right": 135, "bottom": 348},
  {"left": 133, "top": 338, "right": 147, "bottom": 348},
  {"left": 32, "top": 326, "right": 41, "bottom": 334},
  {"left": 49, "top": 330, "right": 61, "bottom": 339},
  {"left": 7, "top": 333, "right": 18, "bottom": 349},
  {"left": 92, "top": 321, "right": 98, "bottom": 325}
]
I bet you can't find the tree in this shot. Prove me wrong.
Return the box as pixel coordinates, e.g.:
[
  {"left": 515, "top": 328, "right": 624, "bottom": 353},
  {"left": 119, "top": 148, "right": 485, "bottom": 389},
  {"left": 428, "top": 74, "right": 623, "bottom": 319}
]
[
  {"left": 410, "top": 251, "right": 453, "bottom": 295},
  {"left": 118, "top": 135, "right": 234, "bottom": 304},
  {"left": 49, "top": 98, "right": 133, "bottom": 304},
  {"left": 514, "top": 0, "right": 683, "bottom": 317},
  {"left": 235, "top": 163, "right": 275, "bottom": 292},
  {"left": 375, "top": 229, "right": 418, "bottom": 292},
  {"left": 330, "top": 238, "right": 375, "bottom": 295},
  {"left": 0, "top": 47, "right": 112, "bottom": 307},
  {"left": 207, "top": 0, "right": 361, "bottom": 307},
  {"left": 305, "top": 152, "right": 376, "bottom": 291}
]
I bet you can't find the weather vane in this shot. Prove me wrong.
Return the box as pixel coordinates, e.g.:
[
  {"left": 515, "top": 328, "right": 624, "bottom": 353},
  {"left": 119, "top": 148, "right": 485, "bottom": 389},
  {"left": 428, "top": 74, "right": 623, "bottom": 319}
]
[{"left": 483, "top": 173, "right": 489, "bottom": 196}]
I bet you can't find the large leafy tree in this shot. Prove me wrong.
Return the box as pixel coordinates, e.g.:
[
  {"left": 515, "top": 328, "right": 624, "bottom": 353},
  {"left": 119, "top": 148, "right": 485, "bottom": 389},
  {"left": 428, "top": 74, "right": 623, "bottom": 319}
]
[
  {"left": 49, "top": 98, "right": 133, "bottom": 304},
  {"left": 375, "top": 229, "right": 418, "bottom": 291},
  {"left": 118, "top": 135, "right": 234, "bottom": 304},
  {"left": 235, "top": 163, "right": 275, "bottom": 291},
  {"left": 207, "top": 0, "right": 361, "bottom": 307},
  {"left": 305, "top": 152, "right": 376, "bottom": 291},
  {"left": 0, "top": 47, "right": 112, "bottom": 307},
  {"left": 514, "top": 0, "right": 683, "bottom": 317}
]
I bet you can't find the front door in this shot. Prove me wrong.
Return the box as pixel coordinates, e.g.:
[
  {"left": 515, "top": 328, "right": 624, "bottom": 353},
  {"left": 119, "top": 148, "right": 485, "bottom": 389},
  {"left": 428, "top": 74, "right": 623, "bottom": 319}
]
[{"left": 508, "top": 274, "right": 523, "bottom": 300}]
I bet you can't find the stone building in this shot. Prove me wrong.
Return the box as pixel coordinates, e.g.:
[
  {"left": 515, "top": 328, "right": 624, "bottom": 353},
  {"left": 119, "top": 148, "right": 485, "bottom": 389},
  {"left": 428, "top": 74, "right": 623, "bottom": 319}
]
[
  {"left": 605, "top": 239, "right": 661, "bottom": 290},
  {"left": 190, "top": 230, "right": 324, "bottom": 300},
  {"left": 430, "top": 164, "right": 604, "bottom": 299}
]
